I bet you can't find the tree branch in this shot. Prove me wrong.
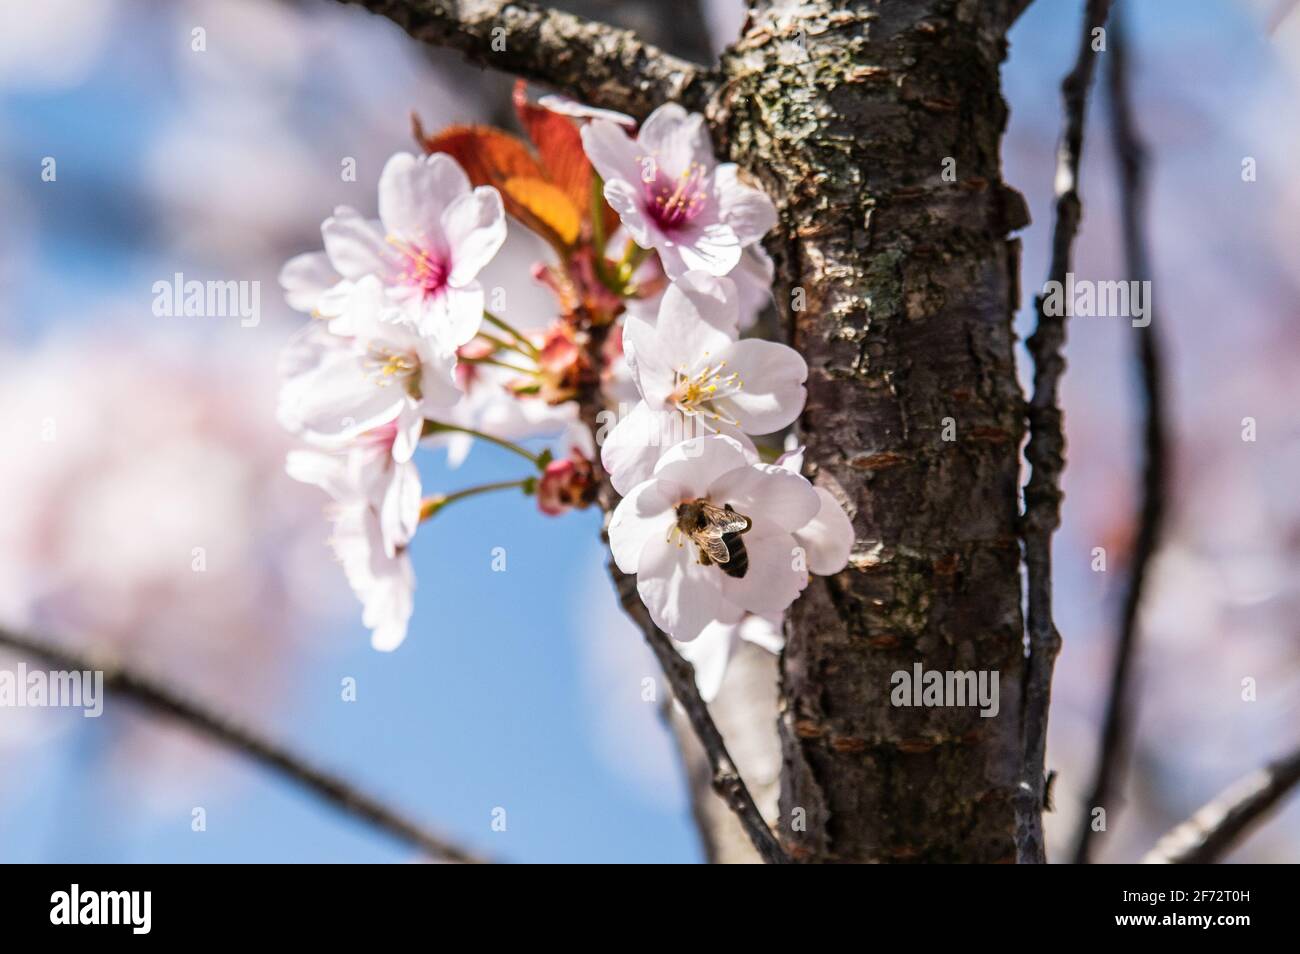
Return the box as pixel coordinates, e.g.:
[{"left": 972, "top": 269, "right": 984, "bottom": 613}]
[
  {"left": 0, "top": 627, "right": 488, "bottom": 864},
  {"left": 1070, "top": 4, "right": 1170, "bottom": 864},
  {"left": 334, "top": 0, "right": 716, "bottom": 120},
  {"left": 603, "top": 555, "right": 790, "bottom": 864},
  {"left": 1019, "top": 0, "right": 1112, "bottom": 864},
  {"left": 1143, "top": 745, "right": 1300, "bottom": 863}
]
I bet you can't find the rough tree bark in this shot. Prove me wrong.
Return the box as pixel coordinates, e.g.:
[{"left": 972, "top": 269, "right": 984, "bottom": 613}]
[{"left": 709, "top": 0, "right": 1032, "bottom": 862}]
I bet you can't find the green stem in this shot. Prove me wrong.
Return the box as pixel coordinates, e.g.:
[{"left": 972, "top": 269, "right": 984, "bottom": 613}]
[
  {"left": 615, "top": 240, "right": 653, "bottom": 295},
  {"left": 592, "top": 173, "right": 609, "bottom": 269},
  {"left": 460, "top": 355, "right": 536, "bottom": 375},
  {"left": 420, "top": 478, "right": 536, "bottom": 521},
  {"left": 483, "top": 311, "right": 541, "bottom": 357},
  {"left": 422, "top": 420, "right": 546, "bottom": 468},
  {"left": 475, "top": 332, "right": 535, "bottom": 360}
]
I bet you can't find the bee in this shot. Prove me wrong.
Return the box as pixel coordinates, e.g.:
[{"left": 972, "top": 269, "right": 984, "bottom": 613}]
[{"left": 674, "top": 500, "right": 753, "bottom": 579}]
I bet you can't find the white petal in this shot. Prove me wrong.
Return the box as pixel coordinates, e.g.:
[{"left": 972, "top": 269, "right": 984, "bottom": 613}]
[
  {"left": 391, "top": 400, "right": 426, "bottom": 464},
  {"left": 278, "top": 328, "right": 404, "bottom": 442},
  {"left": 608, "top": 478, "right": 676, "bottom": 574},
  {"left": 379, "top": 458, "right": 421, "bottom": 556},
  {"left": 279, "top": 251, "right": 339, "bottom": 312},
  {"left": 795, "top": 486, "right": 854, "bottom": 575},
  {"left": 581, "top": 119, "right": 644, "bottom": 188},
  {"left": 707, "top": 462, "right": 820, "bottom": 532},
  {"left": 443, "top": 186, "right": 507, "bottom": 287},
  {"left": 715, "top": 165, "right": 779, "bottom": 245},
  {"left": 415, "top": 282, "right": 485, "bottom": 349},
  {"left": 625, "top": 274, "right": 739, "bottom": 406},
  {"left": 538, "top": 94, "right": 636, "bottom": 127},
  {"left": 719, "top": 526, "right": 808, "bottom": 615},
  {"left": 378, "top": 152, "right": 470, "bottom": 244},
  {"left": 652, "top": 242, "right": 692, "bottom": 282},
  {"left": 716, "top": 337, "right": 807, "bottom": 434},
  {"left": 364, "top": 549, "right": 416, "bottom": 652},
  {"left": 674, "top": 221, "right": 741, "bottom": 277},
  {"left": 733, "top": 244, "right": 775, "bottom": 331},
  {"left": 285, "top": 448, "right": 354, "bottom": 500},
  {"left": 415, "top": 342, "right": 463, "bottom": 410},
  {"left": 637, "top": 103, "right": 713, "bottom": 172},
  {"left": 322, "top": 207, "right": 395, "bottom": 280},
  {"left": 636, "top": 533, "right": 727, "bottom": 641},
  {"left": 676, "top": 623, "right": 736, "bottom": 702},
  {"left": 600, "top": 400, "right": 669, "bottom": 496},
  {"left": 652, "top": 434, "right": 751, "bottom": 499},
  {"left": 602, "top": 178, "right": 652, "bottom": 247},
  {"left": 737, "top": 613, "right": 785, "bottom": 654}
]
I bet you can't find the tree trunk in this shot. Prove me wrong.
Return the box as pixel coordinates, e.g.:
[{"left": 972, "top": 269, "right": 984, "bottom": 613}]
[{"left": 711, "top": 0, "right": 1031, "bottom": 862}]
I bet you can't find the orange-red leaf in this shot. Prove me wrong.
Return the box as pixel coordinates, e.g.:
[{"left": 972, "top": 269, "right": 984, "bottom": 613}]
[
  {"left": 513, "top": 82, "right": 593, "bottom": 223},
  {"left": 503, "top": 177, "right": 581, "bottom": 248},
  {"left": 414, "top": 118, "right": 542, "bottom": 194}
]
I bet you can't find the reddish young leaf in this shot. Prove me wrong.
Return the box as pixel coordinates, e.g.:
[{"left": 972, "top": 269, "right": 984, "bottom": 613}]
[{"left": 503, "top": 177, "right": 581, "bottom": 248}]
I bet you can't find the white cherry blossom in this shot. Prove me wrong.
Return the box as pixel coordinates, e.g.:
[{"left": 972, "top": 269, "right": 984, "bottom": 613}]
[
  {"left": 609, "top": 435, "right": 822, "bottom": 641},
  {"left": 278, "top": 275, "right": 460, "bottom": 462},
  {"left": 601, "top": 272, "right": 806, "bottom": 494},
  {"left": 286, "top": 424, "right": 420, "bottom": 650}
]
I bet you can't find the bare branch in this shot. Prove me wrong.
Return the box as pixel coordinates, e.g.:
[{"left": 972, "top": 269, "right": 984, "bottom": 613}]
[
  {"left": 1019, "top": 0, "right": 1112, "bottom": 864},
  {"left": 1070, "top": 5, "right": 1170, "bottom": 864},
  {"left": 1144, "top": 745, "right": 1300, "bottom": 863},
  {"left": 0, "top": 628, "right": 489, "bottom": 864},
  {"left": 603, "top": 557, "right": 790, "bottom": 864},
  {"left": 335, "top": 0, "right": 716, "bottom": 120}
]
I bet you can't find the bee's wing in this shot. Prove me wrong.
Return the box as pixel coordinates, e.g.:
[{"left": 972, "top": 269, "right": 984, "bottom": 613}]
[
  {"left": 695, "top": 533, "right": 733, "bottom": 564},
  {"left": 700, "top": 502, "right": 751, "bottom": 535}
]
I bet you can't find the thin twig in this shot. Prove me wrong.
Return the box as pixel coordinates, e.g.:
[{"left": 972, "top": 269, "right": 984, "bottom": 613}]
[
  {"left": 602, "top": 553, "right": 790, "bottom": 864},
  {"left": 0, "top": 628, "right": 489, "bottom": 864},
  {"left": 334, "top": 0, "right": 716, "bottom": 120},
  {"left": 1070, "top": 4, "right": 1170, "bottom": 864},
  {"left": 1143, "top": 745, "right": 1300, "bottom": 863},
  {"left": 1019, "top": 0, "right": 1112, "bottom": 864}
]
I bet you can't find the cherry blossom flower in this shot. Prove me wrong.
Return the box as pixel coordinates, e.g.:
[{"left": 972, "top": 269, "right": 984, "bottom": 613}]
[
  {"left": 673, "top": 446, "right": 853, "bottom": 691},
  {"left": 279, "top": 151, "right": 506, "bottom": 347},
  {"left": 278, "top": 276, "right": 460, "bottom": 462},
  {"left": 600, "top": 272, "right": 807, "bottom": 494},
  {"left": 609, "top": 435, "right": 826, "bottom": 640},
  {"left": 580, "top": 103, "right": 777, "bottom": 280},
  {"left": 328, "top": 503, "right": 415, "bottom": 653},
  {"left": 287, "top": 425, "right": 420, "bottom": 650}
]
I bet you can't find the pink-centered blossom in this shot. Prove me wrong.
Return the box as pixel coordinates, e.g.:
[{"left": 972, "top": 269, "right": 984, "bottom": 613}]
[
  {"left": 609, "top": 435, "right": 850, "bottom": 641},
  {"left": 580, "top": 103, "right": 777, "bottom": 281},
  {"left": 601, "top": 272, "right": 807, "bottom": 494},
  {"left": 280, "top": 152, "right": 506, "bottom": 348}
]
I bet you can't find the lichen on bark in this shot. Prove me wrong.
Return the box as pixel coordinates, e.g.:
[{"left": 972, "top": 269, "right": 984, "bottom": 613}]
[{"left": 710, "top": 0, "right": 1030, "bottom": 862}]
